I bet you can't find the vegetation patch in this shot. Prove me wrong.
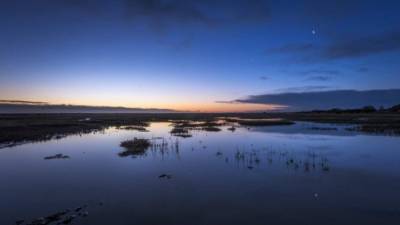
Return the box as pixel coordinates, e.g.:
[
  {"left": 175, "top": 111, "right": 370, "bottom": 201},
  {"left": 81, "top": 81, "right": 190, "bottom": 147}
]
[
  {"left": 202, "top": 126, "right": 221, "bottom": 132},
  {"left": 236, "top": 118, "right": 294, "bottom": 126},
  {"left": 227, "top": 126, "right": 236, "bottom": 132},
  {"left": 173, "top": 133, "right": 192, "bottom": 138},
  {"left": 172, "top": 120, "right": 223, "bottom": 128},
  {"left": 357, "top": 124, "right": 400, "bottom": 135},
  {"left": 118, "top": 125, "right": 148, "bottom": 132},
  {"left": 170, "top": 127, "right": 193, "bottom": 138},
  {"left": 119, "top": 138, "right": 151, "bottom": 157},
  {"left": 171, "top": 120, "right": 223, "bottom": 134}
]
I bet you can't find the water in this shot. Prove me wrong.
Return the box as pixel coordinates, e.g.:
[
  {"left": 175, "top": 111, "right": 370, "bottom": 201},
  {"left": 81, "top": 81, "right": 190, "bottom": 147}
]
[{"left": 1, "top": 122, "right": 400, "bottom": 225}]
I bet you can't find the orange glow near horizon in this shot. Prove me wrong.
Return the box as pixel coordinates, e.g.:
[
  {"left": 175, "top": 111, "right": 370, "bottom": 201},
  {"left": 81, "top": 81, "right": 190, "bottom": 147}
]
[
  {"left": 0, "top": 78, "right": 286, "bottom": 112},
  {"left": 0, "top": 86, "right": 284, "bottom": 112},
  {"left": 0, "top": 96, "right": 285, "bottom": 113},
  {"left": 161, "top": 102, "right": 286, "bottom": 112}
]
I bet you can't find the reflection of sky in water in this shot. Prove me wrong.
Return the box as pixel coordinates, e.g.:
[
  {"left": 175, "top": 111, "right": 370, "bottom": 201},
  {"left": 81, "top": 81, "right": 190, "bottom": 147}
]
[{"left": 1, "top": 122, "right": 400, "bottom": 225}]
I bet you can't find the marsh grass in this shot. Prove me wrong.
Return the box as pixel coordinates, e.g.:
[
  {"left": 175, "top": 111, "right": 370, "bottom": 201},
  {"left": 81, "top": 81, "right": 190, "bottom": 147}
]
[
  {"left": 119, "top": 138, "right": 151, "bottom": 157},
  {"left": 202, "top": 126, "right": 221, "bottom": 132},
  {"left": 170, "top": 127, "right": 189, "bottom": 134},
  {"left": 170, "top": 120, "right": 223, "bottom": 134},
  {"left": 172, "top": 120, "right": 222, "bottom": 128},
  {"left": 230, "top": 149, "right": 331, "bottom": 173},
  {"left": 170, "top": 127, "right": 193, "bottom": 137},
  {"left": 236, "top": 118, "right": 294, "bottom": 126},
  {"left": 227, "top": 126, "right": 236, "bottom": 132},
  {"left": 173, "top": 133, "right": 193, "bottom": 138},
  {"left": 358, "top": 124, "right": 400, "bottom": 135},
  {"left": 118, "top": 126, "right": 148, "bottom": 132}
]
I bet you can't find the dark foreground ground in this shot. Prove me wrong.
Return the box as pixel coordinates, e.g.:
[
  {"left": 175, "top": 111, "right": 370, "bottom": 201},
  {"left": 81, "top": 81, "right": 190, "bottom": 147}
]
[{"left": 1, "top": 112, "right": 399, "bottom": 147}]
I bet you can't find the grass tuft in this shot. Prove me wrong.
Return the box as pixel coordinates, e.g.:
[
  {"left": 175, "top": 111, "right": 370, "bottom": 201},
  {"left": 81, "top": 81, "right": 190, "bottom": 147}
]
[{"left": 119, "top": 138, "right": 151, "bottom": 157}]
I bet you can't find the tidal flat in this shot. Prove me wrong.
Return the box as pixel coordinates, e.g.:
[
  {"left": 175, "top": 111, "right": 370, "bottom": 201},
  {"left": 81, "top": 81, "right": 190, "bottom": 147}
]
[{"left": 1, "top": 117, "right": 400, "bottom": 225}]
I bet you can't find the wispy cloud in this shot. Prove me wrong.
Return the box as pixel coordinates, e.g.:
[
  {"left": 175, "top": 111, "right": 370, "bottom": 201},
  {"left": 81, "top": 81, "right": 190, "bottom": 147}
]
[
  {"left": 305, "top": 76, "right": 332, "bottom": 82},
  {"left": 270, "top": 30, "right": 400, "bottom": 61},
  {"left": 299, "top": 69, "right": 340, "bottom": 76},
  {"left": 215, "top": 100, "right": 242, "bottom": 104},
  {"left": 299, "top": 69, "right": 339, "bottom": 81},
  {"left": 275, "top": 85, "right": 332, "bottom": 93},
  {"left": 268, "top": 43, "right": 315, "bottom": 54},
  {"left": 59, "top": 0, "right": 271, "bottom": 30},
  {"left": 125, "top": 0, "right": 270, "bottom": 26},
  {"left": 323, "top": 31, "right": 400, "bottom": 59}
]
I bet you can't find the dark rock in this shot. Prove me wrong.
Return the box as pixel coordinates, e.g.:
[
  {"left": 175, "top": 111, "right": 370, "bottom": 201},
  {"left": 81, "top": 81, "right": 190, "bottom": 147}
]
[
  {"left": 159, "top": 174, "right": 172, "bottom": 179},
  {"left": 44, "top": 154, "right": 70, "bottom": 160}
]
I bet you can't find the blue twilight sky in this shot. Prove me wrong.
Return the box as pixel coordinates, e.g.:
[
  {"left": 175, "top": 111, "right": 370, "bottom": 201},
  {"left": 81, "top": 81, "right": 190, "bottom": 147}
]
[{"left": 0, "top": 0, "right": 400, "bottom": 112}]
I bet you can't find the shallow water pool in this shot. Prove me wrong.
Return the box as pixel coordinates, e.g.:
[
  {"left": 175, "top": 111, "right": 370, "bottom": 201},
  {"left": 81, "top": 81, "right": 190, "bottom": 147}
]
[{"left": 1, "top": 122, "right": 400, "bottom": 225}]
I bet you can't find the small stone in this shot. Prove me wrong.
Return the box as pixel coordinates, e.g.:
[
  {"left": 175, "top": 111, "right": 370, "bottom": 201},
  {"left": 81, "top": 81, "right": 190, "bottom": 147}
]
[
  {"left": 44, "top": 154, "right": 70, "bottom": 160},
  {"left": 159, "top": 174, "right": 172, "bottom": 179}
]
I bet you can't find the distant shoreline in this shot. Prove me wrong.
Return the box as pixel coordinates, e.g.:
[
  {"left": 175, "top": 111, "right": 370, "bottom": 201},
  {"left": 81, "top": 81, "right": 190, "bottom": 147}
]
[
  {"left": 0, "top": 102, "right": 177, "bottom": 114},
  {"left": 0, "top": 112, "right": 399, "bottom": 148}
]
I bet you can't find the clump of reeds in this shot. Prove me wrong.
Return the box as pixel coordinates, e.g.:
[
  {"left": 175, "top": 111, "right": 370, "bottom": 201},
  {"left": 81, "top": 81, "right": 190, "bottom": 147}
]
[
  {"left": 227, "top": 126, "right": 236, "bottom": 132},
  {"left": 119, "top": 138, "right": 151, "bottom": 157},
  {"left": 170, "top": 127, "right": 193, "bottom": 138},
  {"left": 202, "top": 126, "right": 221, "bottom": 132},
  {"left": 237, "top": 118, "right": 294, "bottom": 126},
  {"left": 118, "top": 126, "right": 148, "bottom": 132},
  {"left": 170, "top": 127, "right": 188, "bottom": 134}
]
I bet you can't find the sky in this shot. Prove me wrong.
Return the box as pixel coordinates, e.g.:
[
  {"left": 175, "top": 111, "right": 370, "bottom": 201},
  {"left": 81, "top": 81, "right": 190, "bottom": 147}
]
[{"left": 1, "top": 0, "right": 400, "bottom": 112}]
